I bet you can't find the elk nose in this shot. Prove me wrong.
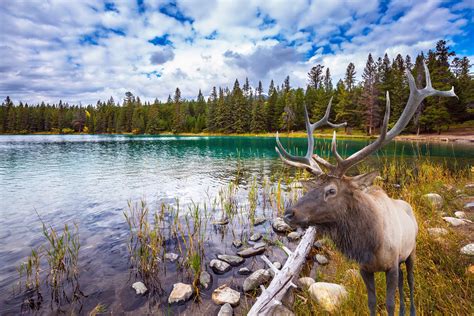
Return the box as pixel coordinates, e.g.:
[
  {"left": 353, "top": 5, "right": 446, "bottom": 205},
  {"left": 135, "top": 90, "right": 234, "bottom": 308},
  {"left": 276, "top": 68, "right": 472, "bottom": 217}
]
[{"left": 284, "top": 208, "right": 295, "bottom": 221}]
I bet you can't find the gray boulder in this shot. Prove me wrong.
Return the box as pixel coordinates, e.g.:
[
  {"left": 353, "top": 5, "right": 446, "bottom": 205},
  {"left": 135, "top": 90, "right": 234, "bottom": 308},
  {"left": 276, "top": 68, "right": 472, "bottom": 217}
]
[
  {"left": 168, "top": 283, "right": 193, "bottom": 304},
  {"left": 217, "top": 254, "right": 245, "bottom": 266},
  {"left": 243, "top": 269, "right": 271, "bottom": 292},
  {"left": 212, "top": 284, "right": 240, "bottom": 306},
  {"left": 210, "top": 259, "right": 231, "bottom": 274},
  {"left": 218, "top": 303, "right": 233, "bottom": 316}
]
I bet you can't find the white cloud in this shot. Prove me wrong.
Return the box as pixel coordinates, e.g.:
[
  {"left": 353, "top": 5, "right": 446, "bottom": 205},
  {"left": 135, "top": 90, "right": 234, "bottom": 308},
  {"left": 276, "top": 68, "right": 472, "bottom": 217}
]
[{"left": 0, "top": 0, "right": 472, "bottom": 104}]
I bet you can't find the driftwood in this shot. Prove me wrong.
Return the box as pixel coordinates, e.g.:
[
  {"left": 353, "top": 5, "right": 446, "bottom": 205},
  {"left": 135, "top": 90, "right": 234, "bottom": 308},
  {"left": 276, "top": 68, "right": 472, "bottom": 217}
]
[{"left": 247, "top": 226, "right": 317, "bottom": 315}]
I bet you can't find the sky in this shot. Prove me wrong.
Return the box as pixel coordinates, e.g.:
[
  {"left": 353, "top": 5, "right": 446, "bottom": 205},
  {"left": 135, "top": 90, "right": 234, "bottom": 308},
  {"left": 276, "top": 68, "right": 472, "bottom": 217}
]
[{"left": 1, "top": 0, "right": 473, "bottom": 105}]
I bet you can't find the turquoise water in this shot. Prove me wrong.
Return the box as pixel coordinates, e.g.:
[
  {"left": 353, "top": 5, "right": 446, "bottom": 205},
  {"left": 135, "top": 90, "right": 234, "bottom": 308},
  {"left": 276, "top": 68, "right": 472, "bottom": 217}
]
[{"left": 0, "top": 134, "right": 472, "bottom": 313}]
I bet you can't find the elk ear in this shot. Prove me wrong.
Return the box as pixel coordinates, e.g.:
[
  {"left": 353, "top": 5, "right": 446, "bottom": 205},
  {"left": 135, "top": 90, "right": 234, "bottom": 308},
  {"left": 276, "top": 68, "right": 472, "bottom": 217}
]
[{"left": 351, "top": 171, "right": 379, "bottom": 189}]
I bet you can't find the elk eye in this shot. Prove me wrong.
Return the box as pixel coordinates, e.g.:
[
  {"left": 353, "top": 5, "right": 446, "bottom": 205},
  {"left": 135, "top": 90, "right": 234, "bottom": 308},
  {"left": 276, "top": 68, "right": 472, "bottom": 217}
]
[{"left": 326, "top": 188, "right": 336, "bottom": 196}]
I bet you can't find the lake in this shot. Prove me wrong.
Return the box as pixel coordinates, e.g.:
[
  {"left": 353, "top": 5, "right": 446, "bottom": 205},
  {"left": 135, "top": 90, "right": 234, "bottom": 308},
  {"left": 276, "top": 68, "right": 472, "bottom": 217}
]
[{"left": 0, "top": 134, "right": 472, "bottom": 314}]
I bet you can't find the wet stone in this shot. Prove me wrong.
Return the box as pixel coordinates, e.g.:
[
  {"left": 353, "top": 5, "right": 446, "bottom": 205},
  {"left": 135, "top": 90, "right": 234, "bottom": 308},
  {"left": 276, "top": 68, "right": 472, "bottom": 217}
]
[
  {"left": 200, "top": 270, "right": 211, "bottom": 289},
  {"left": 212, "top": 284, "right": 240, "bottom": 306},
  {"left": 237, "top": 246, "right": 265, "bottom": 258},
  {"left": 164, "top": 252, "right": 179, "bottom": 262},
  {"left": 243, "top": 269, "right": 271, "bottom": 292},
  {"left": 232, "top": 240, "right": 242, "bottom": 248},
  {"left": 218, "top": 303, "right": 233, "bottom": 316},
  {"left": 217, "top": 254, "right": 245, "bottom": 266},
  {"left": 168, "top": 283, "right": 193, "bottom": 304},
  {"left": 287, "top": 231, "right": 301, "bottom": 241},
  {"left": 253, "top": 217, "right": 267, "bottom": 226},
  {"left": 315, "top": 254, "right": 329, "bottom": 265},
  {"left": 272, "top": 217, "right": 295, "bottom": 233},
  {"left": 132, "top": 281, "right": 147, "bottom": 295},
  {"left": 249, "top": 232, "right": 262, "bottom": 242},
  {"left": 238, "top": 267, "right": 252, "bottom": 275},
  {"left": 212, "top": 219, "right": 229, "bottom": 225},
  {"left": 253, "top": 241, "right": 266, "bottom": 249},
  {"left": 210, "top": 259, "right": 231, "bottom": 274}
]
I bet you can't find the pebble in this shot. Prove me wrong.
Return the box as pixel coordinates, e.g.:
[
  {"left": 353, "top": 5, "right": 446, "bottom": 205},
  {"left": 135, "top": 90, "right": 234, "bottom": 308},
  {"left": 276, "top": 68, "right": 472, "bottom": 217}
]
[
  {"left": 273, "top": 261, "right": 282, "bottom": 270},
  {"left": 210, "top": 259, "right": 231, "bottom": 274},
  {"left": 243, "top": 269, "right": 271, "bottom": 292},
  {"left": 249, "top": 232, "right": 262, "bottom": 242},
  {"left": 287, "top": 231, "right": 301, "bottom": 241},
  {"left": 253, "top": 217, "right": 267, "bottom": 226},
  {"left": 132, "top": 281, "right": 147, "bottom": 295},
  {"left": 164, "top": 252, "right": 179, "bottom": 262},
  {"left": 427, "top": 227, "right": 449, "bottom": 237},
  {"left": 238, "top": 267, "right": 252, "bottom": 275},
  {"left": 200, "top": 270, "right": 211, "bottom": 289},
  {"left": 212, "top": 284, "right": 240, "bottom": 306},
  {"left": 460, "top": 243, "right": 474, "bottom": 256},
  {"left": 443, "top": 217, "right": 470, "bottom": 227},
  {"left": 212, "top": 219, "right": 229, "bottom": 225},
  {"left": 217, "top": 254, "right": 245, "bottom": 266},
  {"left": 454, "top": 211, "right": 466, "bottom": 219},
  {"left": 232, "top": 240, "right": 242, "bottom": 248},
  {"left": 237, "top": 246, "right": 265, "bottom": 258},
  {"left": 218, "top": 303, "right": 233, "bottom": 316},
  {"left": 309, "top": 282, "right": 348, "bottom": 312},
  {"left": 315, "top": 254, "right": 329, "bottom": 265},
  {"left": 168, "top": 283, "right": 193, "bottom": 304},
  {"left": 298, "top": 277, "right": 315, "bottom": 289}
]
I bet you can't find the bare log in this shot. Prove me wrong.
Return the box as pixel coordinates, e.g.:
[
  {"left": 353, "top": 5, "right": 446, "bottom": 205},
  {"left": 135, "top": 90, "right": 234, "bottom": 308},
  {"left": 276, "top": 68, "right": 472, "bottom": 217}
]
[{"left": 247, "top": 226, "right": 317, "bottom": 316}]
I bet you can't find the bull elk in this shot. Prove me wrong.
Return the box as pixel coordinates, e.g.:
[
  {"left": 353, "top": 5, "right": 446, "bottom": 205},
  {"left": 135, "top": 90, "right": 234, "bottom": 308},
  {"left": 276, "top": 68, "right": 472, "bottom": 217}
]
[{"left": 276, "top": 63, "right": 456, "bottom": 316}]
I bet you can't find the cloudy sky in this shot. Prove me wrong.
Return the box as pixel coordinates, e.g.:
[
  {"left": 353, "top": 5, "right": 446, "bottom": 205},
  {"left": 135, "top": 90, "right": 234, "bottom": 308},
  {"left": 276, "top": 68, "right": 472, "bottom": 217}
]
[{"left": 1, "top": 0, "right": 473, "bottom": 105}]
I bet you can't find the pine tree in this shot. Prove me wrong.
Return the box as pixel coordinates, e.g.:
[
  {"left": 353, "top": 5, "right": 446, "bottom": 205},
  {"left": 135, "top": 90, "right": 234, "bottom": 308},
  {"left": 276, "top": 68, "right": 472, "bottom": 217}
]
[
  {"left": 361, "top": 53, "right": 379, "bottom": 135},
  {"left": 308, "top": 65, "right": 324, "bottom": 89},
  {"left": 344, "top": 62, "right": 356, "bottom": 91},
  {"left": 324, "top": 68, "right": 333, "bottom": 92}
]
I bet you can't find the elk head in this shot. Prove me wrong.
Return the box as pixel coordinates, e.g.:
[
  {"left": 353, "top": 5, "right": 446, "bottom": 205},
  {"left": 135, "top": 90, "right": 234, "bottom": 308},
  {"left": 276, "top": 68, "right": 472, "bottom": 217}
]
[{"left": 276, "top": 63, "right": 456, "bottom": 228}]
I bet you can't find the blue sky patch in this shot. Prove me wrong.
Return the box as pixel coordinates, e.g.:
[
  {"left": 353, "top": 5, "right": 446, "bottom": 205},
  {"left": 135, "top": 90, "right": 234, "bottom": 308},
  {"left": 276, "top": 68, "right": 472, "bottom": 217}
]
[{"left": 149, "top": 34, "right": 172, "bottom": 46}]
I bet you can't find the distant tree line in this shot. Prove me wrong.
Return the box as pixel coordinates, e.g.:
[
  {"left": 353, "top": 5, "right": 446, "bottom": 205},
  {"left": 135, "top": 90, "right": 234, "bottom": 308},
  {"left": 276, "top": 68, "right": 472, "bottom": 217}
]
[{"left": 1, "top": 40, "right": 473, "bottom": 135}]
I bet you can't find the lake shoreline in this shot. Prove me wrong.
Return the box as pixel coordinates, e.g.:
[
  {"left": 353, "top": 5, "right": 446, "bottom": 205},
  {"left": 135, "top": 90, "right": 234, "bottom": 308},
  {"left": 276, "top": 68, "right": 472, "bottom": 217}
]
[{"left": 2, "top": 129, "right": 474, "bottom": 144}]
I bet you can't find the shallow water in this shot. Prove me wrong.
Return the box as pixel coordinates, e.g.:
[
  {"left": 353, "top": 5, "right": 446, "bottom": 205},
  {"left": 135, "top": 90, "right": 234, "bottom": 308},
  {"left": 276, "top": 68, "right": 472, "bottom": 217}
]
[{"left": 0, "top": 135, "right": 472, "bottom": 314}]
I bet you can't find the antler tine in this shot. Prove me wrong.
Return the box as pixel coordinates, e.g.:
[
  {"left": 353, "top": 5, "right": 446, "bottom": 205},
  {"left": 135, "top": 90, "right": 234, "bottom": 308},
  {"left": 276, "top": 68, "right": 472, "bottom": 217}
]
[
  {"left": 331, "top": 63, "right": 456, "bottom": 176},
  {"left": 275, "top": 97, "right": 346, "bottom": 175}
]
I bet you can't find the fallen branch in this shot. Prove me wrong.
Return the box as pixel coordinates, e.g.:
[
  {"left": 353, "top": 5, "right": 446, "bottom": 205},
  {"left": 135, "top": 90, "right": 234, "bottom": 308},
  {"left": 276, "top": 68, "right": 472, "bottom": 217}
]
[{"left": 247, "top": 226, "right": 317, "bottom": 315}]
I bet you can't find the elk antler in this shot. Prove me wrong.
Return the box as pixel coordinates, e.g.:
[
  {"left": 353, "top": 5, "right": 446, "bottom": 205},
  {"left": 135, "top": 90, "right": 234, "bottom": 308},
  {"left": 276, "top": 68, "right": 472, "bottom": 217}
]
[
  {"left": 328, "top": 62, "right": 457, "bottom": 177},
  {"left": 276, "top": 63, "right": 457, "bottom": 178},
  {"left": 275, "top": 97, "right": 346, "bottom": 175}
]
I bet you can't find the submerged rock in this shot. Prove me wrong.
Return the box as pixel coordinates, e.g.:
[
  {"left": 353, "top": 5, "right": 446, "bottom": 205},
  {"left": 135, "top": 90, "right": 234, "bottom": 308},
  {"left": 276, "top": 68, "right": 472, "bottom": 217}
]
[
  {"left": 243, "top": 269, "right": 271, "bottom": 292},
  {"left": 218, "top": 303, "right": 233, "bottom": 316},
  {"left": 253, "top": 217, "right": 267, "bottom": 226},
  {"left": 217, "top": 254, "right": 245, "bottom": 266},
  {"left": 164, "top": 252, "right": 179, "bottom": 262},
  {"left": 460, "top": 243, "right": 474, "bottom": 256},
  {"left": 272, "top": 217, "right": 295, "bottom": 233},
  {"left": 200, "top": 270, "right": 211, "bottom": 289},
  {"left": 168, "top": 283, "right": 193, "bottom": 304},
  {"left": 232, "top": 239, "right": 243, "bottom": 248},
  {"left": 427, "top": 227, "right": 449, "bottom": 237},
  {"left": 287, "top": 231, "right": 301, "bottom": 241},
  {"left": 132, "top": 281, "right": 148, "bottom": 295},
  {"left": 297, "top": 277, "right": 315, "bottom": 290},
  {"left": 443, "top": 216, "right": 470, "bottom": 227},
  {"left": 237, "top": 245, "right": 265, "bottom": 258},
  {"left": 315, "top": 254, "right": 329, "bottom": 265},
  {"left": 423, "top": 193, "right": 443, "bottom": 209},
  {"left": 210, "top": 259, "right": 231, "bottom": 274},
  {"left": 238, "top": 267, "right": 252, "bottom": 275},
  {"left": 212, "top": 218, "right": 229, "bottom": 225},
  {"left": 249, "top": 232, "right": 262, "bottom": 242},
  {"left": 212, "top": 284, "right": 240, "bottom": 306},
  {"left": 309, "top": 282, "right": 348, "bottom": 312}
]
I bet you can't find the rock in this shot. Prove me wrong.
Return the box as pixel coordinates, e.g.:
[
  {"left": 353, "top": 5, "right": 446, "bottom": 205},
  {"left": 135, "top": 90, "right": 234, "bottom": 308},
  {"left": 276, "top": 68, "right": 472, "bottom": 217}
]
[
  {"left": 218, "top": 303, "right": 233, "bottom": 316},
  {"left": 454, "top": 211, "right": 466, "bottom": 219},
  {"left": 213, "top": 219, "right": 229, "bottom": 225},
  {"left": 237, "top": 246, "right": 265, "bottom": 258},
  {"left": 253, "top": 217, "right": 266, "bottom": 226},
  {"left": 132, "top": 281, "right": 147, "bottom": 295},
  {"left": 287, "top": 231, "right": 301, "bottom": 241},
  {"left": 315, "top": 254, "right": 329, "bottom": 265},
  {"left": 200, "top": 270, "right": 211, "bottom": 289},
  {"left": 309, "top": 282, "right": 348, "bottom": 312},
  {"left": 243, "top": 269, "right": 271, "bottom": 292},
  {"left": 164, "top": 252, "right": 179, "bottom": 262},
  {"left": 210, "top": 259, "right": 231, "bottom": 274},
  {"left": 238, "top": 267, "right": 252, "bottom": 275},
  {"left": 423, "top": 193, "right": 443, "bottom": 209},
  {"left": 464, "top": 202, "right": 474, "bottom": 210},
  {"left": 211, "top": 284, "right": 240, "bottom": 306},
  {"left": 273, "top": 261, "right": 282, "bottom": 270},
  {"left": 313, "top": 240, "right": 324, "bottom": 250},
  {"left": 232, "top": 240, "right": 242, "bottom": 248},
  {"left": 168, "top": 283, "right": 193, "bottom": 304},
  {"left": 443, "top": 217, "right": 470, "bottom": 227},
  {"left": 249, "top": 232, "right": 262, "bottom": 242},
  {"left": 269, "top": 305, "right": 295, "bottom": 316},
  {"left": 298, "top": 277, "right": 315, "bottom": 290},
  {"left": 272, "top": 217, "right": 295, "bottom": 233},
  {"left": 217, "top": 254, "right": 245, "bottom": 266},
  {"left": 253, "top": 241, "right": 266, "bottom": 249},
  {"left": 460, "top": 243, "right": 474, "bottom": 256},
  {"left": 427, "top": 227, "right": 449, "bottom": 237}
]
